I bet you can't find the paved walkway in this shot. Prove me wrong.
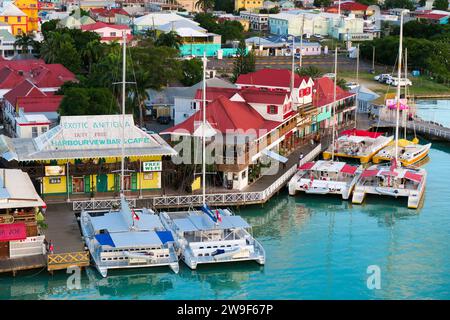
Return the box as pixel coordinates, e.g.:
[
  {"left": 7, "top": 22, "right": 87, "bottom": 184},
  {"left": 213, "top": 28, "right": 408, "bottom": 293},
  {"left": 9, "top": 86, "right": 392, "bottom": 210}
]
[{"left": 43, "top": 203, "right": 84, "bottom": 254}]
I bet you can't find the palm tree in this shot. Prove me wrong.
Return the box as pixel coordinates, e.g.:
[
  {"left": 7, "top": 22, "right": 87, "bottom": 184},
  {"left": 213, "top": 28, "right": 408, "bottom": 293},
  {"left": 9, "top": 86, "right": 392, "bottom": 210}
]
[
  {"left": 81, "top": 40, "right": 104, "bottom": 73},
  {"left": 297, "top": 66, "right": 323, "bottom": 79},
  {"left": 155, "top": 31, "right": 182, "bottom": 50},
  {"left": 195, "top": 0, "right": 215, "bottom": 13},
  {"left": 40, "top": 32, "right": 72, "bottom": 63},
  {"left": 14, "top": 33, "right": 34, "bottom": 54}
]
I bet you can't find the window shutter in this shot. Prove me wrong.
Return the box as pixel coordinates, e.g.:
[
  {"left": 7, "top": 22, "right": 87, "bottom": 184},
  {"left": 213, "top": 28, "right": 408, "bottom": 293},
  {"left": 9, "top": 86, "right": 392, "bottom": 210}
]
[
  {"left": 131, "top": 173, "right": 138, "bottom": 191},
  {"left": 84, "top": 176, "right": 90, "bottom": 193}
]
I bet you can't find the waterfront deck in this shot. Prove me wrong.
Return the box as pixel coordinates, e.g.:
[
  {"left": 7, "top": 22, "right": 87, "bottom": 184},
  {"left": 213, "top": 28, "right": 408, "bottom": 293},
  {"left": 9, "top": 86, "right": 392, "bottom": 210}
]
[
  {"left": 376, "top": 118, "right": 450, "bottom": 142},
  {"left": 44, "top": 203, "right": 90, "bottom": 272},
  {"left": 0, "top": 255, "right": 47, "bottom": 276}
]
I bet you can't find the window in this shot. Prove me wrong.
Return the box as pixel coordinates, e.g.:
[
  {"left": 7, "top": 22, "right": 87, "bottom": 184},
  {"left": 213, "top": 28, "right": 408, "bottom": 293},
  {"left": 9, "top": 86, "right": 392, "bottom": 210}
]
[
  {"left": 41, "top": 127, "right": 47, "bottom": 134},
  {"left": 267, "top": 105, "right": 278, "bottom": 114},
  {"left": 110, "top": 32, "right": 116, "bottom": 37},
  {"left": 17, "top": 17, "right": 21, "bottom": 23},
  {"left": 4, "top": 17, "right": 8, "bottom": 23},
  {"left": 32, "top": 127, "right": 38, "bottom": 138}
]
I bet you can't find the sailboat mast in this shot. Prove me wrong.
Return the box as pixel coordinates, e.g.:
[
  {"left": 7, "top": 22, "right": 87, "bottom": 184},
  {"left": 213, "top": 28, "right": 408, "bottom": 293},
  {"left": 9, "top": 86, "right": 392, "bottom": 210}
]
[
  {"left": 404, "top": 47, "right": 408, "bottom": 138},
  {"left": 121, "top": 31, "right": 126, "bottom": 196},
  {"left": 299, "top": 14, "right": 304, "bottom": 71},
  {"left": 290, "top": 35, "right": 295, "bottom": 94},
  {"left": 331, "top": 47, "right": 338, "bottom": 162},
  {"left": 395, "top": 11, "right": 405, "bottom": 163},
  {"left": 201, "top": 53, "right": 207, "bottom": 206}
]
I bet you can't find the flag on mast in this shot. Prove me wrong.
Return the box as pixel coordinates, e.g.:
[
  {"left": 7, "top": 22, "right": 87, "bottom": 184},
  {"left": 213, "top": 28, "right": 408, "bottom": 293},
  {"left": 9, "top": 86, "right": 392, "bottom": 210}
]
[
  {"left": 132, "top": 208, "right": 140, "bottom": 221},
  {"left": 215, "top": 209, "right": 222, "bottom": 223}
]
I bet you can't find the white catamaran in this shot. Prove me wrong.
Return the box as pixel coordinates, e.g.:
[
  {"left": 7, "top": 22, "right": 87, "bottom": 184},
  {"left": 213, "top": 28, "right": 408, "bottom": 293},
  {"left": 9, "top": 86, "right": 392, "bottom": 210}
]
[
  {"left": 79, "top": 32, "right": 179, "bottom": 277},
  {"left": 159, "top": 54, "right": 265, "bottom": 270},
  {"left": 288, "top": 40, "right": 362, "bottom": 199},
  {"left": 352, "top": 11, "right": 427, "bottom": 209}
]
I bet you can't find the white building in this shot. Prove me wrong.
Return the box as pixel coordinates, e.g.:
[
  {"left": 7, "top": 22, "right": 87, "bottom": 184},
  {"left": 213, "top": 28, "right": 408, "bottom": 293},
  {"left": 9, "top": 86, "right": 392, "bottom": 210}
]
[{"left": 240, "top": 11, "right": 270, "bottom": 32}]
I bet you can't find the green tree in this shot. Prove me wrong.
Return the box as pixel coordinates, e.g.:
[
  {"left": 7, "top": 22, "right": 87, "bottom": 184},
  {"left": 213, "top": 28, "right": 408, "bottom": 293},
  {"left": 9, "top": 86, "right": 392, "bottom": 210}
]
[
  {"left": 313, "top": 0, "right": 332, "bottom": 7},
  {"left": 336, "top": 78, "right": 348, "bottom": 90},
  {"left": 358, "top": 0, "right": 378, "bottom": 5},
  {"left": 433, "top": 0, "right": 449, "bottom": 10},
  {"left": 214, "top": 0, "right": 234, "bottom": 13},
  {"left": 232, "top": 40, "right": 255, "bottom": 82},
  {"left": 40, "top": 32, "right": 81, "bottom": 73},
  {"left": 59, "top": 87, "right": 118, "bottom": 116},
  {"left": 195, "top": 0, "right": 215, "bottom": 13},
  {"left": 155, "top": 31, "right": 183, "bottom": 50},
  {"left": 180, "top": 58, "right": 203, "bottom": 86},
  {"left": 14, "top": 33, "right": 34, "bottom": 53},
  {"left": 383, "top": 0, "right": 415, "bottom": 10},
  {"left": 41, "top": 19, "right": 59, "bottom": 39},
  {"left": 297, "top": 66, "right": 323, "bottom": 79},
  {"left": 216, "top": 20, "right": 244, "bottom": 43}
]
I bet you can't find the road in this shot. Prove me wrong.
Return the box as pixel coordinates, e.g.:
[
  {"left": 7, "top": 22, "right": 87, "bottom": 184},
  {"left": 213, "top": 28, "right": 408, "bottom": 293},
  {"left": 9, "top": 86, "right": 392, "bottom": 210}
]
[{"left": 208, "top": 54, "right": 374, "bottom": 73}]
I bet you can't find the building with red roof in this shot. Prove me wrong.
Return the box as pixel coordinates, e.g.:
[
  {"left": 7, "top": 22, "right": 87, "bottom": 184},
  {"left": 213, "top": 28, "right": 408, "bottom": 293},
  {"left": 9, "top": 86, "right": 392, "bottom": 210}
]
[
  {"left": 89, "top": 8, "right": 130, "bottom": 24},
  {"left": 162, "top": 85, "right": 300, "bottom": 191},
  {"left": 416, "top": 13, "right": 449, "bottom": 25},
  {"left": 2, "top": 79, "right": 63, "bottom": 138},
  {"left": 81, "top": 22, "right": 132, "bottom": 44},
  {"left": 0, "top": 59, "right": 76, "bottom": 97},
  {"left": 311, "top": 77, "right": 356, "bottom": 132},
  {"left": 235, "top": 69, "right": 314, "bottom": 107},
  {"left": 326, "top": 2, "right": 373, "bottom": 18}
]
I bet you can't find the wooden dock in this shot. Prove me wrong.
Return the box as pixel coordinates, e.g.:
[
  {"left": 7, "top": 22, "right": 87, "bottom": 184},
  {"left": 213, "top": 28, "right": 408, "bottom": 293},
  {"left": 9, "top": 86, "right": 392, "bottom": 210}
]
[
  {"left": 43, "top": 203, "right": 91, "bottom": 272},
  {"left": 0, "top": 255, "right": 46, "bottom": 276},
  {"left": 376, "top": 118, "right": 450, "bottom": 142}
]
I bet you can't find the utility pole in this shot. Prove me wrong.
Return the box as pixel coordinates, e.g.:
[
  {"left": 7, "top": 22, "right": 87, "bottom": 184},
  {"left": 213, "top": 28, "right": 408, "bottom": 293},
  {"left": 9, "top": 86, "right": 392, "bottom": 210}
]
[
  {"left": 372, "top": 46, "right": 375, "bottom": 72},
  {"left": 356, "top": 44, "right": 360, "bottom": 84}
]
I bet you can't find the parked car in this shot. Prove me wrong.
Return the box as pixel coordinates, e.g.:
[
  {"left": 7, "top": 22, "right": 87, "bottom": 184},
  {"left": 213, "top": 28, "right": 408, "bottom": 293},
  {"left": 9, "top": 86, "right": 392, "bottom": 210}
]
[
  {"left": 323, "top": 73, "right": 335, "bottom": 79},
  {"left": 386, "top": 77, "right": 412, "bottom": 86},
  {"left": 294, "top": 53, "right": 301, "bottom": 59},
  {"left": 345, "top": 82, "right": 360, "bottom": 90},
  {"left": 374, "top": 74, "right": 392, "bottom": 83},
  {"left": 157, "top": 116, "right": 171, "bottom": 125}
]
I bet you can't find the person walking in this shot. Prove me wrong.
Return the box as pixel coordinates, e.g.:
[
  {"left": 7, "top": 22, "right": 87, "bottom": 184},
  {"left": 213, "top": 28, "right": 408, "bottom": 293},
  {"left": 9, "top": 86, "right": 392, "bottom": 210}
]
[
  {"left": 299, "top": 152, "right": 304, "bottom": 164},
  {"left": 48, "top": 240, "right": 54, "bottom": 254}
]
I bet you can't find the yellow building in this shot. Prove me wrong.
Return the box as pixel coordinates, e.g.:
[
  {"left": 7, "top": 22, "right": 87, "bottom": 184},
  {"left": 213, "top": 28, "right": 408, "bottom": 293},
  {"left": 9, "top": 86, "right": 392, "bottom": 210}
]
[
  {"left": 0, "top": 3, "right": 28, "bottom": 35},
  {"left": 235, "top": 0, "right": 264, "bottom": 12},
  {"left": 14, "top": 0, "right": 39, "bottom": 33},
  {"left": 0, "top": 115, "right": 177, "bottom": 200}
]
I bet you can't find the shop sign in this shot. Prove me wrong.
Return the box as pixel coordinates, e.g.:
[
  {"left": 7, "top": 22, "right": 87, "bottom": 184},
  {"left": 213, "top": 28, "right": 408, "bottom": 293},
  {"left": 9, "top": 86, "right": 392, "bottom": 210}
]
[
  {"left": 143, "top": 161, "right": 162, "bottom": 172},
  {"left": 45, "top": 166, "right": 65, "bottom": 176}
]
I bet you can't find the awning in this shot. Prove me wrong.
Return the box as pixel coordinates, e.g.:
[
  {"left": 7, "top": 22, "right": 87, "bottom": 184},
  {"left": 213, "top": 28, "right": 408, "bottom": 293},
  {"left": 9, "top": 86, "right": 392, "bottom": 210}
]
[
  {"left": 361, "top": 169, "right": 379, "bottom": 178},
  {"left": 299, "top": 162, "right": 315, "bottom": 170},
  {"left": 340, "top": 129, "right": 383, "bottom": 138},
  {"left": 262, "top": 149, "right": 289, "bottom": 164},
  {"left": 404, "top": 171, "right": 423, "bottom": 183},
  {"left": 340, "top": 164, "right": 357, "bottom": 175}
]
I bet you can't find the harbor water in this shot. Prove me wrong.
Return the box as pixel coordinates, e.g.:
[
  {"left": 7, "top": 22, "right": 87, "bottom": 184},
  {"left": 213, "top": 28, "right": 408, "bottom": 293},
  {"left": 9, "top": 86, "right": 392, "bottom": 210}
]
[
  {"left": 1, "top": 143, "right": 450, "bottom": 299},
  {"left": 416, "top": 99, "right": 450, "bottom": 127}
]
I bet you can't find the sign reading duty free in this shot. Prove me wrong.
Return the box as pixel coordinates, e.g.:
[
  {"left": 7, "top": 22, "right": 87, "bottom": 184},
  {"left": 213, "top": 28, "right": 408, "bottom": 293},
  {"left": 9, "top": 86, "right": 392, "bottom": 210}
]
[{"left": 143, "top": 161, "right": 162, "bottom": 172}]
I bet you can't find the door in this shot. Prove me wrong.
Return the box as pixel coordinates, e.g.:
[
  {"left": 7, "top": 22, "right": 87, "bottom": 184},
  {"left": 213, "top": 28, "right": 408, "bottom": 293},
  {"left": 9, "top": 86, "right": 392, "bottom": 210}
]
[
  {"left": 96, "top": 174, "right": 108, "bottom": 193},
  {"left": 72, "top": 177, "right": 85, "bottom": 193},
  {"left": 0, "top": 241, "right": 9, "bottom": 259}
]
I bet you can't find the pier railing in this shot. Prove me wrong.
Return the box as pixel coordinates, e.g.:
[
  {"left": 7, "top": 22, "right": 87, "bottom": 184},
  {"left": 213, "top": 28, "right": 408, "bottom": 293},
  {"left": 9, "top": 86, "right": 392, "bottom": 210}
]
[
  {"left": 72, "top": 144, "right": 322, "bottom": 210},
  {"left": 73, "top": 198, "right": 136, "bottom": 211}
]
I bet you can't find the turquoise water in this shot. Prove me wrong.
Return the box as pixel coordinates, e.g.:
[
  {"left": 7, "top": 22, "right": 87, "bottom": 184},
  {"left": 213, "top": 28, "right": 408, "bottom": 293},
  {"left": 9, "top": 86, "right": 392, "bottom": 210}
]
[
  {"left": 416, "top": 99, "right": 450, "bottom": 127},
  {"left": 1, "top": 145, "right": 450, "bottom": 300}
]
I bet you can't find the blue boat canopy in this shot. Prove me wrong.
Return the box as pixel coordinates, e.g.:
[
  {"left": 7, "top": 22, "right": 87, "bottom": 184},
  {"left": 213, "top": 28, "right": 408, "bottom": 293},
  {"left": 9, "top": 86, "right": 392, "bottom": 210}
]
[
  {"left": 156, "top": 231, "right": 174, "bottom": 244},
  {"left": 95, "top": 233, "right": 116, "bottom": 247}
]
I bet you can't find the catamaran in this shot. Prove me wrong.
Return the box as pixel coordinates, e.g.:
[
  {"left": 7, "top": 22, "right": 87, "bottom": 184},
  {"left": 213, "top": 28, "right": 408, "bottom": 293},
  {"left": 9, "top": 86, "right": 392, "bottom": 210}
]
[
  {"left": 372, "top": 48, "right": 431, "bottom": 167},
  {"left": 159, "top": 54, "right": 265, "bottom": 270},
  {"left": 323, "top": 129, "right": 393, "bottom": 164},
  {"left": 288, "top": 160, "right": 362, "bottom": 199},
  {"left": 80, "top": 197, "right": 179, "bottom": 277},
  {"left": 79, "top": 32, "right": 179, "bottom": 277},
  {"left": 288, "top": 43, "right": 361, "bottom": 199},
  {"left": 352, "top": 10, "right": 427, "bottom": 209}
]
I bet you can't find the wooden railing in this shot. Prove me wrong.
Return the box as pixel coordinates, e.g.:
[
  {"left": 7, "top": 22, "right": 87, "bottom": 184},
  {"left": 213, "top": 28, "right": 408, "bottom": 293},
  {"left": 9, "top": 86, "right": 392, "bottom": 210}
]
[{"left": 47, "top": 251, "right": 90, "bottom": 272}]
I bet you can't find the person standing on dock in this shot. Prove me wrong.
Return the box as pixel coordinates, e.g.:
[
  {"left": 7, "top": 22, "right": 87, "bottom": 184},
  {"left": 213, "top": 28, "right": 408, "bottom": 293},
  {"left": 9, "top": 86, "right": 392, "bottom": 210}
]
[
  {"left": 48, "top": 241, "right": 54, "bottom": 254},
  {"left": 299, "top": 152, "right": 304, "bottom": 164}
]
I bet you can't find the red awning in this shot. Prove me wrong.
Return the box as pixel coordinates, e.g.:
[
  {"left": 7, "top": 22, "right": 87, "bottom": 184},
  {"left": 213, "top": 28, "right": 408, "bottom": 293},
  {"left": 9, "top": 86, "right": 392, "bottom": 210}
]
[
  {"left": 380, "top": 170, "right": 398, "bottom": 177},
  {"left": 0, "top": 223, "right": 27, "bottom": 242},
  {"left": 340, "top": 164, "right": 357, "bottom": 175},
  {"left": 299, "top": 162, "right": 315, "bottom": 170},
  {"left": 340, "top": 129, "right": 383, "bottom": 138},
  {"left": 404, "top": 171, "right": 423, "bottom": 183},
  {"left": 361, "top": 169, "right": 379, "bottom": 178}
]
